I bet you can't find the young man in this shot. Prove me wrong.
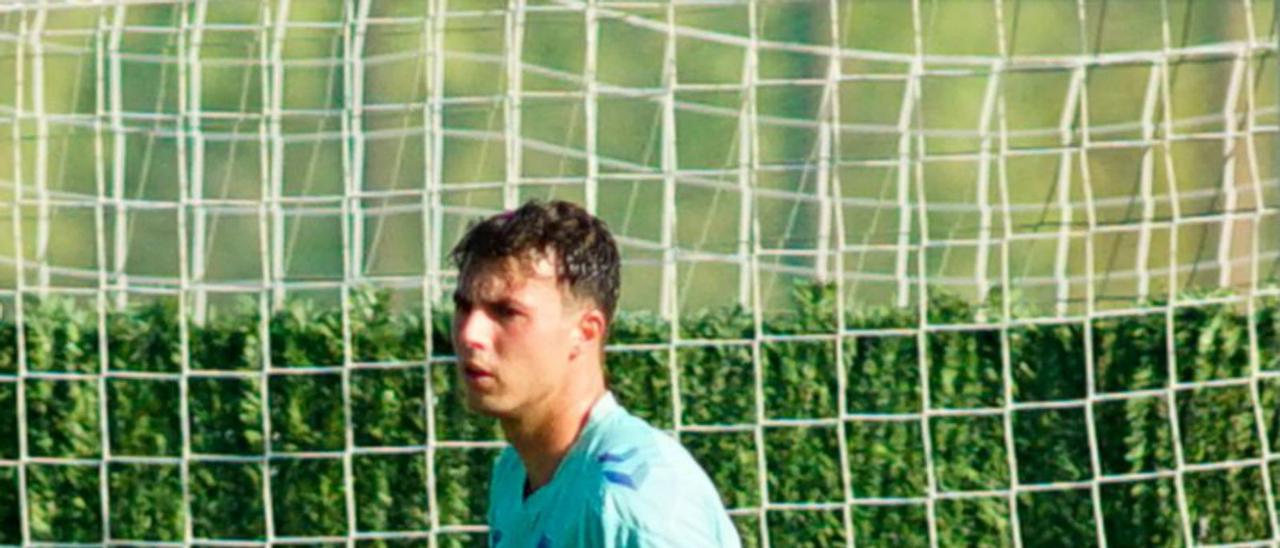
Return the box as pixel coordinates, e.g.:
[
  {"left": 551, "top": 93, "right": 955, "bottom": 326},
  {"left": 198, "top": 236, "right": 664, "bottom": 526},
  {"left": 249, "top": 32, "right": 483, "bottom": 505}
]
[{"left": 450, "top": 200, "right": 741, "bottom": 547}]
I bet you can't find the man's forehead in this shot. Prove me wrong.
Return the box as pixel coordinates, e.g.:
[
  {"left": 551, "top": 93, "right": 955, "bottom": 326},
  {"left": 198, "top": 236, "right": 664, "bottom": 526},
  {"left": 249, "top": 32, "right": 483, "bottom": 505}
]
[{"left": 457, "top": 253, "right": 559, "bottom": 300}]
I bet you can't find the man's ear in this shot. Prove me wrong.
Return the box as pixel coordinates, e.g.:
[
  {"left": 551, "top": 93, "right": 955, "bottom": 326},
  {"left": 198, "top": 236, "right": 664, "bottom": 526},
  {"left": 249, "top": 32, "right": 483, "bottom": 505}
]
[{"left": 572, "top": 307, "right": 607, "bottom": 358}]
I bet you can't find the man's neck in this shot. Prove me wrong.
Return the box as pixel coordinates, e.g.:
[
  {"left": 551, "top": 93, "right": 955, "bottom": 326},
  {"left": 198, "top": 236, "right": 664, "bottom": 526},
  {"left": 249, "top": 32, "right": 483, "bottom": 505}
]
[{"left": 502, "top": 384, "right": 607, "bottom": 495}]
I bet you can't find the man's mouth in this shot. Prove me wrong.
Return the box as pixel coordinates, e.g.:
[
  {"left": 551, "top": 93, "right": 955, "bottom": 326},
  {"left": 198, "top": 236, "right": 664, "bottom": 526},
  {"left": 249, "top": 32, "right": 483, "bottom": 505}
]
[{"left": 463, "top": 364, "right": 494, "bottom": 383}]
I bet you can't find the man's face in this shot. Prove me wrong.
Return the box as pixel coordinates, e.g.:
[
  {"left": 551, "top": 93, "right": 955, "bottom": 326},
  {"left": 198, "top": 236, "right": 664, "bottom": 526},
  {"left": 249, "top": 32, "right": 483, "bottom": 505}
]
[{"left": 451, "top": 255, "right": 583, "bottom": 418}]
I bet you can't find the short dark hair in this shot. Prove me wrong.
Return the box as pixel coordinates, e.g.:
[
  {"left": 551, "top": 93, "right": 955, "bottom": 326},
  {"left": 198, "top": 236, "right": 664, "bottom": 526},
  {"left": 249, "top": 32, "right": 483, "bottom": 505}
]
[{"left": 450, "top": 200, "right": 621, "bottom": 325}]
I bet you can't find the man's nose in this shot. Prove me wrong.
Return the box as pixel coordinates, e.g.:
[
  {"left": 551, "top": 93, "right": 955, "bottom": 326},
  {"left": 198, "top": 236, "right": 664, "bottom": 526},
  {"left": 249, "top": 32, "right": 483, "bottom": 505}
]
[{"left": 454, "top": 309, "right": 492, "bottom": 352}]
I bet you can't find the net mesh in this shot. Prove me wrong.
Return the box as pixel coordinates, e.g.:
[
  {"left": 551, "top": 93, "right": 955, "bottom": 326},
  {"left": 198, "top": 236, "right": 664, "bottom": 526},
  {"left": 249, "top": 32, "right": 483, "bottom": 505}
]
[{"left": 0, "top": 0, "right": 1278, "bottom": 546}]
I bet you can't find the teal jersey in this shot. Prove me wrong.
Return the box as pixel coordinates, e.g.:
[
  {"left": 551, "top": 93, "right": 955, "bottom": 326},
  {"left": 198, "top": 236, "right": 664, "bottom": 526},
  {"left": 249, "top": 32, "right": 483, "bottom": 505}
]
[{"left": 486, "top": 392, "right": 741, "bottom": 547}]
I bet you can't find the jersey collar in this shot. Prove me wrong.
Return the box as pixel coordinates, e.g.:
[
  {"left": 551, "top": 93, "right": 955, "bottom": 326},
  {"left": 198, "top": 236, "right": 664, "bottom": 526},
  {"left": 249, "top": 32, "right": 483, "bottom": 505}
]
[
  {"left": 580, "top": 390, "right": 621, "bottom": 441},
  {"left": 519, "top": 390, "right": 622, "bottom": 507}
]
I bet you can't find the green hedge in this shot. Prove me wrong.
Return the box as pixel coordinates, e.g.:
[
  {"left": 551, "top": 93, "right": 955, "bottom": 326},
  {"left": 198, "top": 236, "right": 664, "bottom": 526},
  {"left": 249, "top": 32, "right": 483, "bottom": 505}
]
[{"left": 1, "top": 285, "right": 1279, "bottom": 546}]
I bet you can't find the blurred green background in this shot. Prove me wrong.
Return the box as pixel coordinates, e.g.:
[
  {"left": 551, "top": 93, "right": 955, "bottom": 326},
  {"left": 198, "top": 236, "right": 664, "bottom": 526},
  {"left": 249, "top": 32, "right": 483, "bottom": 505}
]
[
  {"left": 0, "top": 0, "right": 1275, "bottom": 314},
  {"left": 0, "top": 0, "right": 1278, "bottom": 546}
]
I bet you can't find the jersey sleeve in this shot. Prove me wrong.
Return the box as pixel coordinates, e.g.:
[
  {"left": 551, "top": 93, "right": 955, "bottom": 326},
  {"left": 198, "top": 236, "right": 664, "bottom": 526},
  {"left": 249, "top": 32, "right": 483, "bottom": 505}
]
[
  {"left": 605, "top": 524, "right": 681, "bottom": 548},
  {"left": 578, "top": 496, "right": 688, "bottom": 548}
]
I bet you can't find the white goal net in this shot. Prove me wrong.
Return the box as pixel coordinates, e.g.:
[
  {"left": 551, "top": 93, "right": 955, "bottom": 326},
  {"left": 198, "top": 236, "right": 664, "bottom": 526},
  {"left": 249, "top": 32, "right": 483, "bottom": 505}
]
[{"left": 0, "top": 0, "right": 1277, "bottom": 546}]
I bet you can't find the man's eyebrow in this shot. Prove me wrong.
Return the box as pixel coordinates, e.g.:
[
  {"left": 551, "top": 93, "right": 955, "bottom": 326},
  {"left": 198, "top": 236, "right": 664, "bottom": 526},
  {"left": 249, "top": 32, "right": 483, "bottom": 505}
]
[
  {"left": 453, "top": 289, "right": 525, "bottom": 309},
  {"left": 488, "top": 295, "right": 526, "bottom": 310}
]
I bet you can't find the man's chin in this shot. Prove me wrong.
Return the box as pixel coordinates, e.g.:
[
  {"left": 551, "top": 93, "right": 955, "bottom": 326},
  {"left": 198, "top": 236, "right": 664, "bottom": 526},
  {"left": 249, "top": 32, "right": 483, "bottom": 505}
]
[{"left": 463, "top": 391, "right": 514, "bottom": 418}]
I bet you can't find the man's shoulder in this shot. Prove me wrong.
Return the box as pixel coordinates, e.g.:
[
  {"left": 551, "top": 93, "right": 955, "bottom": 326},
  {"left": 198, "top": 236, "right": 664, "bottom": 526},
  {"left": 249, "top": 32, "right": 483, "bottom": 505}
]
[
  {"left": 587, "top": 410, "right": 699, "bottom": 491},
  {"left": 487, "top": 446, "right": 521, "bottom": 519},
  {"left": 585, "top": 411, "right": 737, "bottom": 538}
]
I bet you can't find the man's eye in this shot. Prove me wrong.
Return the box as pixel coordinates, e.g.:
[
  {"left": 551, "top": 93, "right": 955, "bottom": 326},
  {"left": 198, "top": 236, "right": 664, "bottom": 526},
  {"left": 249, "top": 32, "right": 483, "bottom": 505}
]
[{"left": 492, "top": 305, "right": 517, "bottom": 318}]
